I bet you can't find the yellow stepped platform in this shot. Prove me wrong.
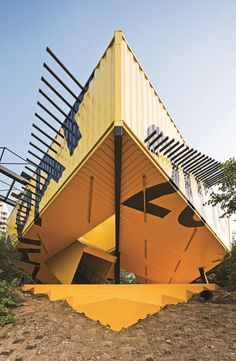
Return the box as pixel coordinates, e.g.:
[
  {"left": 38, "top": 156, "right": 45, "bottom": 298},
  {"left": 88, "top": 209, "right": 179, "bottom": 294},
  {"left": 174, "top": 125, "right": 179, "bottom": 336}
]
[{"left": 22, "top": 284, "right": 217, "bottom": 331}]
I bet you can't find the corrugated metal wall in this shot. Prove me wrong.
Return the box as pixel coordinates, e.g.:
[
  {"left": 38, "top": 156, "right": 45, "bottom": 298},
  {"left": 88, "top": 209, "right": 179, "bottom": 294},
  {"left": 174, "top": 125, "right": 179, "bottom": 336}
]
[
  {"left": 121, "top": 38, "right": 184, "bottom": 144},
  {"left": 120, "top": 34, "right": 230, "bottom": 249},
  {"left": 7, "top": 30, "right": 230, "bottom": 263},
  {"left": 46, "top": 241, "right": 85, "bottom": 284},
  {"left": 8, "top": 37, "right": 116, "bottom": 237},
  {"left": 78, "top": 253, "right": 113, "bottom": 284},
  {"left": 119, "top": 132, "right": 228, "bottom": 284},
  {"left": 81, "top": 215, "right": 115, "bottom": 252}
]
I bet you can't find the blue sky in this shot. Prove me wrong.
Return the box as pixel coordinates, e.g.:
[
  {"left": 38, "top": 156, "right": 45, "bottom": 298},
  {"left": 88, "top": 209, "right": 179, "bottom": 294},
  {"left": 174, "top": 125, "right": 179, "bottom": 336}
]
[{"left": 0, "top": 0, "right": 236, "bottom": 163}]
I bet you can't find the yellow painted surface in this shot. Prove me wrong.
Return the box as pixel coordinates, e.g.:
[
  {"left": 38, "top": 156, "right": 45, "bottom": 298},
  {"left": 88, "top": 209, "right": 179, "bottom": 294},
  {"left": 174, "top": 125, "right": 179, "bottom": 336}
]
[
  {"left": 114, "top": 30, "right": 123, "bottom": 126},
  {"left": 119, "top": 130, "right": 228, "bottom": 283},
  {"left": 10, "top": 129, "right": 228, "bottom": 284},
  {"left": 8, "top": 32, "right": 117, "bottom": 237},
  {"left": 81, "top": 215, "right": 115, "bottom": 252},
  {"left": 7, "top": 30, "right": 229, "bottom": 286},
  {"left": 46, "top": 239, "right": 116, "bottom": 284},
  {"left": 14, "top": 133, "right": 116, "bottom": 283},
  {"left": 119, "top": 33, "right": 229, "bottom": 249},
  {"left": 82, "top": 243, "right": 116, "bottom": 263},
  {"left": 120, "top": 34, "right": 184, "bottom": 144},
  {"left": 22, "top": 284, "right": 218, "bottom": 331},
  {"left": 46, "top": 241, "right": 85, "bottom": 284}
]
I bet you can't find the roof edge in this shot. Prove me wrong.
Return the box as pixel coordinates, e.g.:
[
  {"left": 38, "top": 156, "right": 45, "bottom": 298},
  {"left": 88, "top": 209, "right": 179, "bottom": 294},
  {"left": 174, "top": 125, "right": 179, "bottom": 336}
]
[{"left": 120, "top": 31, "right": 185, "bottom": 144}]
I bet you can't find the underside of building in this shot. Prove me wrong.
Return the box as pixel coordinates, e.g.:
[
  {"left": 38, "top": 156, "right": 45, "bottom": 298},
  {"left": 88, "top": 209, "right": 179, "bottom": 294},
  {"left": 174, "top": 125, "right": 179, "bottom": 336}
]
[{"left": 6, "top": 31, "right": 230, "bottom": 330}]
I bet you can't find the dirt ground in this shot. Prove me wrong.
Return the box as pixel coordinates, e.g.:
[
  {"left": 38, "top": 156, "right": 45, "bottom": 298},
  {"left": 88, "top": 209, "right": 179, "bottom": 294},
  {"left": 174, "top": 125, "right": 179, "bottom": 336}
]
[{"left": 0, "top": 289, "right": 235, "bottom": 361}]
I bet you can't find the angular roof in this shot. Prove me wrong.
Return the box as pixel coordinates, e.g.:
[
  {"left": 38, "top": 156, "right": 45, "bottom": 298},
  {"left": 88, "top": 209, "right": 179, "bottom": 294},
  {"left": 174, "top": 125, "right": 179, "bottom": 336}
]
[{"left": 7, "top": 31, "right": 229, "bottom": 284}]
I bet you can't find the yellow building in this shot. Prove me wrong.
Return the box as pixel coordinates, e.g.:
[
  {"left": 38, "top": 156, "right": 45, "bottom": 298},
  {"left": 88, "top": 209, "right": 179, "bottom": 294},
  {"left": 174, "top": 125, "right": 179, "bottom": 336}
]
[{"left": 8, "top": 31, "right": 230, "bottom": 330}]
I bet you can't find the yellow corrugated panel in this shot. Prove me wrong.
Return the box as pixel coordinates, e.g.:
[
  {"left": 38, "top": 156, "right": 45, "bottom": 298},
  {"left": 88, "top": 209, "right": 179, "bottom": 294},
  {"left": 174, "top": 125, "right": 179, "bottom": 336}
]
[
  {"left": 22, "top": 284, "right": 218, "bottom": 331},
  {"left": 11, "top": 133, "right": 116, "bottom": 283},
  {"left": 119, "top": 33, "right": 229, "bottom": 249},
  {"left": 81, "top": 215, "right": 115, "bottom": 252},
  {"left": 78, "top": 253, "right": 112, "bottom": 284},
  {"left": 8, "top": 32, "right": 117, "bottom": 238},
  {"left": 11, "top": 129, "right": 228, "bottom": 284},
  {"left": 46, "top": 239, "right": 116, "bottom": 284},
  {"left": 119, "top": 131, "right": 228, "bottom": 283},
  {"left": 46, "top": 241, "right": 85, "bottom": 284},
  {"left": 8, "top": 31, "right": 230, "bottom": 285},
  {"left": 121, "top": 34, "right": 184, "bottom": 145}
]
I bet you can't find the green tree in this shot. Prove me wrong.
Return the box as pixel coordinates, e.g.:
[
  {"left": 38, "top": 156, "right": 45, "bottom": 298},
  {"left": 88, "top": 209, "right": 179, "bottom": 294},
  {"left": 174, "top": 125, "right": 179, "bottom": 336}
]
[
  {"left": 120, "top": 269, "right": 138, "bottom": 284},
  {"left": 207, "top": 243, "right": 236, "bottom": 290},
  {"left": 0, "top": 233, "right": 32, "bottom": 326},
  {"left": 0, "top": 234, "right": 22, "bottom": 283},
  {"left": 207, "top": 158, "right": 236, "bottom": 218},
  {"left": 206, "top": 158, "right": 236, "bottom": 290}
]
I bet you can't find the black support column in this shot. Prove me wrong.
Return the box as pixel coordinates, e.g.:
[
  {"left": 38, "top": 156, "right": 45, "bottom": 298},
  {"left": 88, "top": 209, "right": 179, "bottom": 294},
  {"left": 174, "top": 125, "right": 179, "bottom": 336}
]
[
  {"left": 199, "top": 267, "right": 209, "bottom": 284},
  {"left": 114, "top": 126, "right": 123, "bottom": 284}
]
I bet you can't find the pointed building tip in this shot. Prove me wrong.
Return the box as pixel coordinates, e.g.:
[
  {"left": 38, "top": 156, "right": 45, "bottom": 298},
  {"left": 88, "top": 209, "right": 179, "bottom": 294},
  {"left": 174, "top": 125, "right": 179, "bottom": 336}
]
[
  {"left": 114, "top": 30, "right": 123, "bottom": 44},
  {"left": 114, "top": 29, "right": 123, "bottom": 38}
]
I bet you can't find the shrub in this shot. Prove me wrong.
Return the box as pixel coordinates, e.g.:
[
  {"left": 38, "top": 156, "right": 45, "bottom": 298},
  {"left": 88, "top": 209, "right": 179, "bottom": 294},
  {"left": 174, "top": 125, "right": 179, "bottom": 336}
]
[
  {"left": 207, "top": 243, "right": 236, "bottom": 290},
  {"left": 0, "top": 233, "right": 32, "bottom": 326},
  {"left": 120, "top": 269, "right": 138, "bottom": 284},
  {"left": 0, "top": 278, "right": 18, "bottom": 326}
]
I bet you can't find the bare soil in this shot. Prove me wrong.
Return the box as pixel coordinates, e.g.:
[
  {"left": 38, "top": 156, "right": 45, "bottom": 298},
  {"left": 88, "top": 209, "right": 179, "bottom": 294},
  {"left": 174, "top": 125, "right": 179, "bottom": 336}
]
[{"left": 0, "top": 289, "right": 235, "bottom": 361}]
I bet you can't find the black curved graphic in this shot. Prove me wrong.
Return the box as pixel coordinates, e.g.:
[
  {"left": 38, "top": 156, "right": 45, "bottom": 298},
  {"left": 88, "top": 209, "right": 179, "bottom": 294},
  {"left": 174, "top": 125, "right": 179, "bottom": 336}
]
[
  {"left": 178, "top": 206, "right": 204, "bottom": 228},
  {"left": 123, "top": 182, "right": 176, "bottom": 218},
  {"left": 123, "top": 181, "right": 205, "bottom": 229}
]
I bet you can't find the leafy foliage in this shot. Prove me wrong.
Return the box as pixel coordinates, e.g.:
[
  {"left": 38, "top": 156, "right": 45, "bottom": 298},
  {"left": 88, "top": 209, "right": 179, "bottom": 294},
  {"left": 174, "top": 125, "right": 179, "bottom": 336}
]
[
  {"left": 207, "top": 243, "right": 236, "bottom": 290},
  {"left": 206, "top": 158, "right": 236, "bottom": 289},
  {"left": 0, "top": 278, "right": 17, "bottom": 326},
  {"left": 207, "top": 158, "right": 236, "bottom": 218},
  {"left": 120, "top": 269, "right": 138, "bottom": 284},
  {"left": 0, "top": 234, "right": 32, "bottom": 284},
  {"left": 0, "top": 233, "right": 32, "bottom": 326}
]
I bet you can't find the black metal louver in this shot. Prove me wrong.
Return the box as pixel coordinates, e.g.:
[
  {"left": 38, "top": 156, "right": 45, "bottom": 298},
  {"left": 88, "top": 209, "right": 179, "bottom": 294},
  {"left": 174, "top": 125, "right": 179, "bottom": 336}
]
[
  {"left": 144, "top": 132, "right": 226, "bottom": 188},
  {"left": 0, "top": 46, "right": 88, "bottom": 236}
]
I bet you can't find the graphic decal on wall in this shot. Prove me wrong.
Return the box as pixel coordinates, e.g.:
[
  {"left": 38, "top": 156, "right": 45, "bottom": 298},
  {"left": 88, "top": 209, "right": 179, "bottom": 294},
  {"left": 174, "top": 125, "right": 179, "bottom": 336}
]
[
  {"left": 63, "top": 73, "right": 93, "bottom": 156},
  {"left": 123, "top": 182, "right": 176, "bottom": 218},
  {"left": 178, "top": 205, "right": 204, "bottom": 228},
  {"left": 34, "top": 154, "right": 65, "bottom": 219},
  {"left": 63, "top": 98, "right": 82, "bottom": 156},
  {"left": 16, "top": 189, "right": 32, "bottom": 237},
  {"left": 16, "top": 73, "right": 95, "bottom": 235},
  {"left": 18, "top": 237, "right": 41, "bottom": 280},
  {"left": 123, "top": 181, "right": 204, "bottom": 228}
]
